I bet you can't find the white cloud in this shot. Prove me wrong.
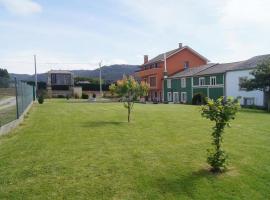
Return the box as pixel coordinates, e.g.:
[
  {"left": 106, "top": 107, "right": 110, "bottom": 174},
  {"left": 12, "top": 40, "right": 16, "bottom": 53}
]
[{"left": 0, "top": 0, "right": 42, "bottom": 15}]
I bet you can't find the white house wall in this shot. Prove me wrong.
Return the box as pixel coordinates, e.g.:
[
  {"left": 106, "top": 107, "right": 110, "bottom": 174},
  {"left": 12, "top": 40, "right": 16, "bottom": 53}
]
[{"left": 225, "top": 70, "right": 264, "bottom": 106}]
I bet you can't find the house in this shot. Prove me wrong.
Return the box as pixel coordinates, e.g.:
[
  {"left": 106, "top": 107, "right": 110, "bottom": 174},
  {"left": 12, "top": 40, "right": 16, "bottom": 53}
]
[
  {"left": 135, "top": 43, "right": 209, "bottom": 102},
  {"left": 47, "top": 70, "right": 75, "bottom": 98},
  {"left": 164, "top": 54, "right": 270, "bottom": 107}
]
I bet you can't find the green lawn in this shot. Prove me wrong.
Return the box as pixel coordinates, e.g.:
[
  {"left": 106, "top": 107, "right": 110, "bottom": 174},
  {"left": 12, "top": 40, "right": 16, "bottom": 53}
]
[{"left": 0, "top": 100, "right": 269, "bottom": 199}]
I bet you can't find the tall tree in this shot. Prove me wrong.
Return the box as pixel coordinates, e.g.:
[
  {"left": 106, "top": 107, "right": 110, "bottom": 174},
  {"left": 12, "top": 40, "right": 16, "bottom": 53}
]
[
  {"left": 240, "top": 59, "right": 270, "bottom": 111},
  {"left": 0, "top": 68, "right": 10, "bottom": 88},
  {"left": 110, "top": 76, "right": 149, "bottom": 122}
]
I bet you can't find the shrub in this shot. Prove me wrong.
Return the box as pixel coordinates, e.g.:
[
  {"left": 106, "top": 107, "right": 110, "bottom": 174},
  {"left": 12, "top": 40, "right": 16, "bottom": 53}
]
[
  {"left": 192, "top": 93, "right": 206, "bottom": 105},
  {"left": 57, "top": 95, "right": 65, "bottom": 98},
  {"left": 92, "top": 93, "right": 96, "bottom": 98},
  {"left": 82, "top": 93, "right": 89, "bottom": 99},
  {"left": 74, "top": 93, "right": 80, "bottom": 99},
  {"left": 38, "top": 95, "right": 44, "bottom": 104}
]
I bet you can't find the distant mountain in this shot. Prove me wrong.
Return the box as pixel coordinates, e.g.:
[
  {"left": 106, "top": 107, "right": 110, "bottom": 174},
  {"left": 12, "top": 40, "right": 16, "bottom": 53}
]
[{"left": 10, "top": 64, "right": 140, "bottom": 83}]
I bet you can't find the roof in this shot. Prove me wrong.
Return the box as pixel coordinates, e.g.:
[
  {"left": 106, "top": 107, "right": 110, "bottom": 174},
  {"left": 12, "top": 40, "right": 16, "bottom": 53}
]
[
  {"left": 170, "top": 63, "right": 217, "bottom": 78},
  {"left": 48, "top": 70, "right": 73, "bottom": 74},
  {"left": 143, "top": 46, "right": 209, "bottom": 66},
  {"left": 168, "top": 54, "right": 270, "bottom": 78},
  {"left": 195, "top": 54, "right": 270, "bottom": 76}
]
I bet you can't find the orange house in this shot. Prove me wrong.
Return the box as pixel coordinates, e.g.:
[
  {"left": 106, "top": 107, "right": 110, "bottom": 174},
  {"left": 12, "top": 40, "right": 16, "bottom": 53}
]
[{"left": 135, "top": 43, "right": 209, "bottom": 102}]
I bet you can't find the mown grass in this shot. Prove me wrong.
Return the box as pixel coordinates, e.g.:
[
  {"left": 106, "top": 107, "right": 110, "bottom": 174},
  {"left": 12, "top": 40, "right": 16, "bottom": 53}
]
[{"left": 0, "top": 100, "right": 269, "bottom": 199}]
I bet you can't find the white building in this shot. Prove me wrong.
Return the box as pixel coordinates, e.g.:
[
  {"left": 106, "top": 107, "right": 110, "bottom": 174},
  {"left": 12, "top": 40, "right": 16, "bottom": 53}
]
[
  {"left": 225, "top": 69, "right": 264, "bottom": 106},
  {"left": 225, "top": 54, "right": 269, "bottom": 107}
]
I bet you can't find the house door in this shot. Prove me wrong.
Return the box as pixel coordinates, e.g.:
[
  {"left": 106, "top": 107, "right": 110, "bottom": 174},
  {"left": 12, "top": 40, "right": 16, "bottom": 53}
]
[
  {"left": 181, "top": 92, "right": 187, "bottom": 103},
  {"left": 173, "top": 92, "right": 179, "bottom": 103}
]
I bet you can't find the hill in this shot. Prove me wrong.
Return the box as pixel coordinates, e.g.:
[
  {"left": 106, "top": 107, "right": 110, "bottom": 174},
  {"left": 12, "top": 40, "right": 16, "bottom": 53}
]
[{"left": 10, "top": 64, "right": 140, "bottom": 83}]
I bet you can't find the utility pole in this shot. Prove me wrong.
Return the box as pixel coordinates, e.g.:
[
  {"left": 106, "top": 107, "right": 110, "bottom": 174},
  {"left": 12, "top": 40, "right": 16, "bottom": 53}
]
[
  {"left": 34, "top": 55, "right": 37, "bottom": 101},
  {"left": 99, "top": 60, "right": 103, "bottom": 97}
]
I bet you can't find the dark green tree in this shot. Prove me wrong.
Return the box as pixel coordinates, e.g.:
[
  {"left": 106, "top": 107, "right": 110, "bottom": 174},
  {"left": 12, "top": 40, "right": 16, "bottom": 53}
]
[
  {"left": 201, "top": 97, "right": 240, "bottom": 173},
  {"left": 240, "top": 59, "right": 270, "bottom": 111},
  {"left": 0, "top": 68, "right": 10, "bottom": 88}
]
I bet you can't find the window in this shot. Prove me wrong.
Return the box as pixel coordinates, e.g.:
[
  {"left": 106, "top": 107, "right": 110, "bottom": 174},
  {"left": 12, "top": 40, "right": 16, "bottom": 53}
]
[
  {"left": 155, "top": 63, "right": 158, "bottom": 68},
  {"left": 167, "top": 79, "right": 171, "bottom": 88},
  {"left": 184, "top": 61, "right": 189, "bottom": 69},
  {"left": 149, "top": 77, "right": 156, "bottom": 87},
  {"left": 210, "top": 76, "right": 216, "bottom": 85},
  {"left": 239, "top": 77, "right": 248, "bottom": 90},
  {"left": 181, "top": 92, "right": 187, "bottom": 103},
  {"left": 181, "top": 78, "right": 186, "bottom": 88},
  {"left": 167, "top": 92, "right": 172, "bottom": 101},
  {"left": 199, "top": 77, "right": 205, "bottom": 86},
  {"left": 244, "top": 97, "right": 255, "bottom": 106}
]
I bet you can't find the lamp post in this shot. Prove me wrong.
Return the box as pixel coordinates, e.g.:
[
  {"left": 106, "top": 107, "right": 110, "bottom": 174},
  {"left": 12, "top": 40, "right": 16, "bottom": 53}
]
[
  {"left": 99, "top": 60, "right": 103, "bottom": 97},
  {"left": 34, "top": 55, "right": 37, "bottom": 101}
]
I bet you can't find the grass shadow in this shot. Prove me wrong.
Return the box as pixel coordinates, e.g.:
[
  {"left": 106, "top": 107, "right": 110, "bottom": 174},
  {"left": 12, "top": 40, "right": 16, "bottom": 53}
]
[
  {"left": 82, "top": 121, "right": 126, "bottom": 128},
  {"left": 240, "top": 108, "right": 269, "bottom": 114},
  {"left": 153, "top": 168, "right": 219, "bottom": 198}
]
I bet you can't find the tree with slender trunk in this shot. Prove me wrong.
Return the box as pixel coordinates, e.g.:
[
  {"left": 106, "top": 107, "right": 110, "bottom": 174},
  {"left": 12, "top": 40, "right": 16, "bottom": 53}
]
[
  {"left": 110, "top": 76, "right": 149, "bottom": 122},
  {"left": 240, "top": 59, "right": 270, "bottom": 112},
  {"left": 201, "top": 97, "right": 240, "bottom": 173}
]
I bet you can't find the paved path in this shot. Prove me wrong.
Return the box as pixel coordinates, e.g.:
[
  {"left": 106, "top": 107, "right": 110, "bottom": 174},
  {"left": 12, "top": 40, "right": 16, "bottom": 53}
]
[{"left": 0, "top": 97, "right": 16, "bottom": 110}]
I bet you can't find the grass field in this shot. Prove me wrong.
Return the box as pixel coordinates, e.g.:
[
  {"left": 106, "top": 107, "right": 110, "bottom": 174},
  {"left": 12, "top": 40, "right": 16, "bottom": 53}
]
[{"left": 0, "top": 100, "right": 269, "bottom": 199}]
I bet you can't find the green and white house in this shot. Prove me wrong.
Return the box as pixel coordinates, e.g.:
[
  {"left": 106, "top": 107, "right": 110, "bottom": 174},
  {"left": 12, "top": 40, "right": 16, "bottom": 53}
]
[{"left": 164, "top": 54, "right": 270, "bottom": 106}]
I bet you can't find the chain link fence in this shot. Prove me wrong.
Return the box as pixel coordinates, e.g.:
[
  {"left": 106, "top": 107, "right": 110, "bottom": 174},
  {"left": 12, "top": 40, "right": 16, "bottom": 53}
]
[{"left": 0, "top": 77, "right": 34, "bottom": 127}]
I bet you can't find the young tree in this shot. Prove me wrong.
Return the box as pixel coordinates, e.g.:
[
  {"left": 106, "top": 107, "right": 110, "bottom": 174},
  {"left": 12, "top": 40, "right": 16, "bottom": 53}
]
[
  {"left": 240, "top": 59, "right": 270, "bottom": 111},
  {"left": 109, "top": 83, "right": 116, "bottom": 96},
  {"left": 110, "top": 76, "right": 149, "bottom": 122},
  {"left": 201, "top": 97, "right": 240, "bottom": 173}
]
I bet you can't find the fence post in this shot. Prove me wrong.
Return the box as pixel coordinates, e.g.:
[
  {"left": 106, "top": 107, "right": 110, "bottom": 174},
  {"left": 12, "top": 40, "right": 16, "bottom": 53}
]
[{"left": 14, "top": 77, "right": 19, "bottom": 119}]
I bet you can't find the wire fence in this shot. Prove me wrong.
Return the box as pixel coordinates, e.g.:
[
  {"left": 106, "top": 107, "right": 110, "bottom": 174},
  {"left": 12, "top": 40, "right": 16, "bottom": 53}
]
[{"left": 0, "top": 77, "right": 34, "bottom": 127}]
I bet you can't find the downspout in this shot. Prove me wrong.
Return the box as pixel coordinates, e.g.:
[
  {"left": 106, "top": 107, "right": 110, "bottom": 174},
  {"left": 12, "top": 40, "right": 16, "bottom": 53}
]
[{"left": 163, "top": 53, "right": 168, "bottom": 102}]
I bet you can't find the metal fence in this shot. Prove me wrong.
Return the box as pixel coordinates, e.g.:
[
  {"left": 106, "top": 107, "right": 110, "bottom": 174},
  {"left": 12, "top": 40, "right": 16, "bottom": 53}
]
[{"left": 0, "top": 77, "right": 34, "bottom": 127}]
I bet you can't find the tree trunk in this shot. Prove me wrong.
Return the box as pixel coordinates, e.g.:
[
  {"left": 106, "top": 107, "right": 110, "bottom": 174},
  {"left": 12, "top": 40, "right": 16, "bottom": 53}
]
[
  {"left": 265, "top": 92, "right": 270, "bottom": 112},
  {"left": 127, "top": 102, "right": 131, "bottom": 122}
]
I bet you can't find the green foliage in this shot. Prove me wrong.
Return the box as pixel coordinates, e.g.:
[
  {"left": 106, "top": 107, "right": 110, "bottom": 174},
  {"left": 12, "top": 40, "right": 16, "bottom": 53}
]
[
  {"left": 38, "top": 95, "right": 44, "bottom": 104},
  {"left": 201, "top": 97, "right": 240, "bottom": 172},
  {"left": 0, "top": 68, "right": 10, "bottom": 88},
  {"left": 192, "top": 93, "right": 206, "bottom": 105},
  {"left": 110, "top": 76, "right": 149, "bottom": 122},
  {"left": 81, "top": 93, "right": 89, "bottom": 99},
  {"left": 240, "top": 59, "right": 270, "bottom": 111},
  {"left": 74, "top": 77, "right": 101, "bottom": 84}
]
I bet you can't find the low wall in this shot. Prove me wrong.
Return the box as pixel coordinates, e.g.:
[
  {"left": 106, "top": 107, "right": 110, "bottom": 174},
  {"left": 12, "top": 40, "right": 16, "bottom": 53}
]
[{"left": 0, "top": 102, "right": 33, "bottom": 136}]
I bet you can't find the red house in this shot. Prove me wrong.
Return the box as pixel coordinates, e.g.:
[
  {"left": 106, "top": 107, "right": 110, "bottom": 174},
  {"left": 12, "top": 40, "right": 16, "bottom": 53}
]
[{"left": 136, "top": 43, "right": 209, "bottom": 102}]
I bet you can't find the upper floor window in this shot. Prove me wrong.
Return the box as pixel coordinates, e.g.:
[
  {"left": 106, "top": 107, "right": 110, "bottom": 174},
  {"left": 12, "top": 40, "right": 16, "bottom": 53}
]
[
  {"left": 184, "top": 61, "right": 189, "bottom": 69},
  {"left": 199, "top": 77, "right": 205, "bottom": 86},
  {"left": 155, "top": 63, "right": 158, "bottom": 68},
  {"left": 181, "top": 78, "right": 186, "bottom": 88},
  {"left": 149, "top": 76, "right": 156, "bottom": 87},
  {"left": 167, "top": 79, "right": 171, "bottom": 88},
  {"left": 210, "top": 76, "right": 216, "bottom": 85}
]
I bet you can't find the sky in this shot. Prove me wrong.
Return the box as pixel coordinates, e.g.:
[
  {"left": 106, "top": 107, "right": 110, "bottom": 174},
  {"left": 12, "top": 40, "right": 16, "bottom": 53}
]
[{"left": 0, "top": 0, "right": 270, "bottom": 74}]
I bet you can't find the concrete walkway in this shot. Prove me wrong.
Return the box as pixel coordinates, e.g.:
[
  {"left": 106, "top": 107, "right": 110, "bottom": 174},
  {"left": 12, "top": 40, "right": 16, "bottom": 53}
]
[{"left": 0, "top": 97, "right": 16, "bottom": 110}]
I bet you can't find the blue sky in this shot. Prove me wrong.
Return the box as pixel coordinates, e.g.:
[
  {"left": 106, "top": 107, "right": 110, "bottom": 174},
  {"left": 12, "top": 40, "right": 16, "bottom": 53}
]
[{"left": 0, "top": 0, "right": 270, "bottom": 74}]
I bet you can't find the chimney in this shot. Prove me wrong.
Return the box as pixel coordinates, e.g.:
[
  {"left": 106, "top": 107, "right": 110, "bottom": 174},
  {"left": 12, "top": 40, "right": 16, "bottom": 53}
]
[
  {"left": 144, "top": 55, "right": 148, "bottom": 64},
  {"left": 179, "top": 43, "right": 183, "bottom": 48}
]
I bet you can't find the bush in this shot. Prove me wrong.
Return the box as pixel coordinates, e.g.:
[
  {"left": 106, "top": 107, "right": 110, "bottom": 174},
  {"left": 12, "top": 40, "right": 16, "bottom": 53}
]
[
  {"left": 192, "top": 93, "right": 206, "bottom": 105},
  {"left": 82, "top": 93, "right": 89, "bottom": 99},
  {"left": 92, "top": 93, "right": 96, "bottom": 98},
  {"left": 38, "top": 95, "right": 44, "bottom": 104},
  {"left": 57, "top": 95, "right": 65, "bottom": 98},
  {"left": 74, "top": 93, "right": 80, "bottom": 99}
]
